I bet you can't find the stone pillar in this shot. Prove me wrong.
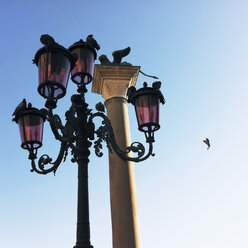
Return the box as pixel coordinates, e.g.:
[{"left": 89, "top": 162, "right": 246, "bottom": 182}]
[{"left": 92, "top": 65, "right": 140, "bottom": 248}]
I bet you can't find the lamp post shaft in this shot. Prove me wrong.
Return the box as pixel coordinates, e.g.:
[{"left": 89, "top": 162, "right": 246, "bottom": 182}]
[
  {"left": 74, "top": 160, "right": 93, "bottom": 248},
  {"left": 73, "top": 93, "right": 93, "bottom": 248}
]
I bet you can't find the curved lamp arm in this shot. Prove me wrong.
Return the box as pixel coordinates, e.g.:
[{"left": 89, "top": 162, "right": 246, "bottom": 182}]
[
  {"left": 89, "top": 112, "right": 155, "bottom": 163},
  {"left": 45, "top": 105, "right": 77, "bottom": 147},
  {"left": 46, "top": 107, "right": 66, "bottom": 142},
  {"left": 28, "top": 141, "right": 68, "bottom": 175}
]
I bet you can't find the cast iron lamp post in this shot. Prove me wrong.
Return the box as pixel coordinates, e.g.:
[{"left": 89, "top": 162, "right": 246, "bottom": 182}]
[{"left": 12, "top": 34, "right": 165, "bottom": 248}]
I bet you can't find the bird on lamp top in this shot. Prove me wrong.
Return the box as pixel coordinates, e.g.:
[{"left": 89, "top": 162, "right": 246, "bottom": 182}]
[
  {"left": 40, "top": 34, "right": 56, "bottom": 46},
  {"left": 152, "top": 81, "right": 166, "bottom": 104},
  {"left": 86, "top": 34, "right": 100, "bottom": 50},
  {"left": 152, "top": 81, "right": 161, "bottom": 90},
  {"left": 12, "top": 98, "right": 26, "bottom": 116},
  {"left": 12, "top": 98, "right": 29, "bottom": 122}
]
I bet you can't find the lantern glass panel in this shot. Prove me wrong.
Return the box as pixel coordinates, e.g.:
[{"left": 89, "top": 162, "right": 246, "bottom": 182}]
[
  {"left": 18, "top": 114, "right": 44, "bottom": 149},
  {"left": 70, "top": 47, "right": 94, "bottom": 84},
  {"left": 134, "top": 94, "right": 160, "bottom": 132},
  {"left": 38, "top": 52, "right": 71, "bottom": 98}
]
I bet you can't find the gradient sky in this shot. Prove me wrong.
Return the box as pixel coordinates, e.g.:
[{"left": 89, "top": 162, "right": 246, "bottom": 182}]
[{"left": 1, "top": 0, "right": 248, "bottom": 247}]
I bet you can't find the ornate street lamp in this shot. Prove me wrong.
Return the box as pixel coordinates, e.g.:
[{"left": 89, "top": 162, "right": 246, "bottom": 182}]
[
  {"left": 127, "top": 81, "right": 165, "bottom": 143},
  {"left": 12, "top": 34, "right": 165, "bottom": 248}
]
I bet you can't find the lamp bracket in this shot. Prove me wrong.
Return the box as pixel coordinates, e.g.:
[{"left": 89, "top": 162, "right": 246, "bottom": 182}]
[
  {"left": 26, "top": 87, "right": 156, "bottom": 175},
  {"left": 89, "top": 111, "right": 155, "bottom": 163}
]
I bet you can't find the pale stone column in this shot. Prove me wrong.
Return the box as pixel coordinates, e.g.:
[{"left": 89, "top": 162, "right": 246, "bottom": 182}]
[{"left": 92, "top": 65, "right": 140, "bottom": 248}]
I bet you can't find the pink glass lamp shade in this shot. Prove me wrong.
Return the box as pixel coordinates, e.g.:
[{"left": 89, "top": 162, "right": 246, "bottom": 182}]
[
  {"left": 33, "top": 43, "right": 76, "bottom": 100},
  {"left": 68, "top": 40, "right": 97, "bottom": 85},
  {"left": 127, "top": 82, "right": 165, "bottom": 142},
  {"left": 134, "top": 94, "right": 160, "bottom": 133},
  {"left": 14, "top": 107, "right": 46, "bottom": 150}
]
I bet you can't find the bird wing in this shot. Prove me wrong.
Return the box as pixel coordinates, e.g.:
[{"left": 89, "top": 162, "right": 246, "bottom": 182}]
[
  {"left": 203, "top": 138, "right": 210, "bottom": 147},
  {"left": 112, "top": 47, "right": 131, "bottom": 64}
]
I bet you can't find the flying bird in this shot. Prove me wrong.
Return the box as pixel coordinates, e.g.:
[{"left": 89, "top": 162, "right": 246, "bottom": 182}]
[
  {"left": 86, "top": 34, "right": 100, "bottom": 50},
  {"left": 203, "top": 138, "right": 210, "bottom": 150},
  {"left": 40, "top": 34, "right": 56, "bottom": 45},
  {"left": 12, "top": 98, "right": 27, "bottom": 116}
]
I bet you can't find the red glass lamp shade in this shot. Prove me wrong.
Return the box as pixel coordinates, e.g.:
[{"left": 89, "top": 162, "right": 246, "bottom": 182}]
[
  {"left": 134, "top": 94, "right": 160, "bottom": 133},
  {"left": 127, "top": 82, "right": 165, "bottom": 142},
  {"left": 15, "top": 108, "right": 46, "bottom": 150},
  {"left": 68, "top": 40, "right": 97, "bottom": 85},
  {"left": 33, "top": 44, "right": 76, "bottom": 100}
]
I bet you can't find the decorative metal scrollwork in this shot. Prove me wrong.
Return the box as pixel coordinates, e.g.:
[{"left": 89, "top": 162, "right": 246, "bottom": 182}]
[
  {"left": 27, "top": 95, "right": 155, "bottom": 176},
  {"left": 29, "top": 141, "right": 68, "bottom": 175},
  {"left": 89, "top": 111, "right": 155, "bottom": 163}
]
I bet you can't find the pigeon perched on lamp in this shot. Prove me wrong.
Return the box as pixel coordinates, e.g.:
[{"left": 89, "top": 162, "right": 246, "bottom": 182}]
[
  {"left": 86, "top": 34, "right": 100, "bottom": 50},
  {"left": 40, "top": 34, "right": 56, "bottom": 45},
  {"left": 12, "top": 98, "right": 27, "bottom": 117}
]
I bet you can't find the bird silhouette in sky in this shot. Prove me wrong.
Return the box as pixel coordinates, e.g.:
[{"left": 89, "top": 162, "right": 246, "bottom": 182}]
[{"left": 203, "top": 138, "right": 210, "bottom": 150}]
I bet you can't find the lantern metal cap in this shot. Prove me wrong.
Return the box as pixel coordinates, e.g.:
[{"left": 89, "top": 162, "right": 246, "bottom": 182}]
[
  {"left": 33, "top": 34, "right": 77, "bottom": 69},
  {"left": 127, "top": 81, "right": 165, "bottom": 105},
  {"left": 12, "top": 100, "right": 47, "bottom": 124},
  {"left": 68, "top": 39, "right": 97, "bottom": 60}
]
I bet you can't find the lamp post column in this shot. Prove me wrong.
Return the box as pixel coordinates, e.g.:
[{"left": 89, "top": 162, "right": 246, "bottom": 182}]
[
  {"left": 92, "top": 65, "right": 140, "bottom": 248},
  {"left": 72, "top": 94, "right": 93, "bottom": 248}
]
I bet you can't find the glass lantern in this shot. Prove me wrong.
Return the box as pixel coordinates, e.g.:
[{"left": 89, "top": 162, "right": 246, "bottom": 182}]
[
  {"left": 68, "top": 39, "right": 97, "bottom": 85},
  {"left": 33, "top": 42, "right": 76, "bottom": 100},
  {"left": 14, "top": 106, "right": 46, "bottom": 150},
  {"left": 127, "top": 82, "right": 165, "bottom": 142}
]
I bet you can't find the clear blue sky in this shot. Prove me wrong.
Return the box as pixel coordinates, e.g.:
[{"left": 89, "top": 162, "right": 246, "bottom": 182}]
[{"left": 1, "top": 0, "right": 248, "bottom": 247}]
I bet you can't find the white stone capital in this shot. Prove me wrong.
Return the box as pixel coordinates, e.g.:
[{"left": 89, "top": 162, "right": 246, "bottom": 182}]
[{"left": 92, "top": 65, "right": 140, "bottom": 101}]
